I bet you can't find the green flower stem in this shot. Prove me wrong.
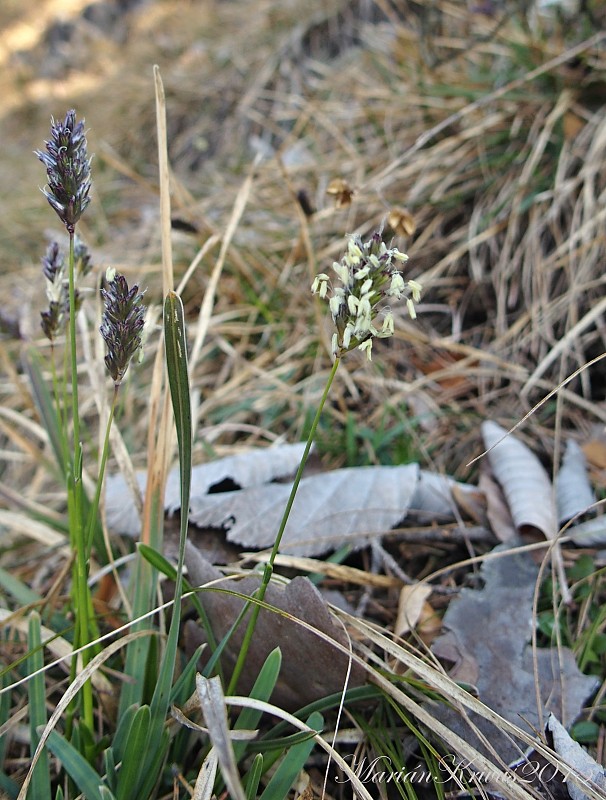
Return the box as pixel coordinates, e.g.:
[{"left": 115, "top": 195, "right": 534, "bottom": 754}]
[
  {"left": 67, "top": 230, "right": 93, "bottom": 731},
  {"left": 228, "top": 357, "right": 340, "bottom": 695},
  {"left": 49, "top": 349, "right": 70, "bottom": 473},
  {"left": 85, "top": 385, "right": 118, "bottom": 555}
]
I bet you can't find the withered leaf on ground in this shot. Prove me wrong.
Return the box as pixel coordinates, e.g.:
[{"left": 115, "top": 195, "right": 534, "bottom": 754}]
[
  {"left": 104, "top": 442, "right": 309, "bottom": 537},
  {"left": 479, "top": 470, "right": 518, "bottom": 543},
  {"left": 189, "top": 463, "right": 421, "bottom": 556},
  {"left": 546, "top": 714, "right": 606, "bottom": 800},
  {"left": 432, "top": 543, "right": 598, "bottom": 765},
  {"left": 554, "top": 439, "right": 606, "bottom": 545},
  {"left": 106, "top": 444, "right": 476, "bottom": 557},
  {"left": 482, "top": 421, "right": 557, "bottom": 539},
  {"left": 184, "top": 543, "right": 366, "bottom": 710},
  {"left": 555, "top": 440, "right": 596, "bottom": 525}
]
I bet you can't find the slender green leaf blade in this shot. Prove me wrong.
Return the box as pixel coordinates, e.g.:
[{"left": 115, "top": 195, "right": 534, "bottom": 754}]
[
  {"left": 44, "top": 730, "right": 104, "bottom": 800},
  {"left": 163, "top": 291, "right": 192, "bottom": 521},
  {"left": 258, "top": 712, "right": 323, "bottom": 800},
  {"left": 244, "top": 753, "right": 264, "bottom": 800},
  {"left": 27, "top": 611, "right": 51, "bottom": 800},
  {"left": 115, "top": 705, "right": 151, "bottom": 800},
  {"left": 148, "top": 292, "right": 193, "bottom": 751},
  {"left": 233, "top": 647, "right": 281, "bottom": 762}
]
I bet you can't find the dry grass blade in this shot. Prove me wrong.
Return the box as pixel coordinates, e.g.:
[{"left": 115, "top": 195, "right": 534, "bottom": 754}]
[
  {"left": 0, "top": 508, "right": 66, "bottom": 549},
  {"left": 154, "top": 63, "right": 174, "bottom": 295},
  {"left": 193, "top": 747, "right": 219, "bottom": 800},
  {"left": 140, "top": 65, "right": 176, "bottom": 549},
  {"left": 189, "top": 153, "right": 262, "bottom": 373},
  {"left": 242, "top": 552, "right": 402, "bottom": 588},
  {"left": 195, "top": 675, "right": 247, "bottom": 800},
  {"left": 341, "top": 611, "right": 605, "bottom": 800}
]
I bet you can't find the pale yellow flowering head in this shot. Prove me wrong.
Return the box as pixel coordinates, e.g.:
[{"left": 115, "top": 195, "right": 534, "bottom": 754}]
[{"left": 312, "top": 232, "right": 422, "bottom": 360}]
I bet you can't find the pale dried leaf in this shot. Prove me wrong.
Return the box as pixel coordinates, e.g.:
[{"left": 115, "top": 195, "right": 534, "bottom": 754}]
[
  {"left": 566, "top": 516, "right": 606, "bottom": 546},
  {"left": 193, "top": 748, "right": 218, "bottom": 800},
  {"left": 556, "top": 440, "right": 596, "bottom": 524},
  {"left": 409, "top": 470, "right": 469, "bottom": 519},
  {"left": 432, "top": 544, "right": 598, "bottom": 764},
  {"left": 479, "top": 469, "right": 517, "bottom": 542},
  {"left": 185, "top": 544, "right": 366, "bottom": 709},
  {"left": 547, "top": 714, "right": 606, "bottom": 800},
  {"left": 189, "top": 463, "right": 420, "bottom": 556},
  {"left": 394, "top": 583, "right": 433, "bottom": 638},
  {"left": 104, "top": 442, "right": 308, "bottom": 536},
  {"left": 195, "top": 675, "right": 247, "bottom": 800},
  {"left": 482, "top": 421, "right": 557, "bottom": 538}
]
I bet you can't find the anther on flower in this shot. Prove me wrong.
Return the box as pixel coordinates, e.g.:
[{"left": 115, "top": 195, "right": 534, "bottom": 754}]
[
  {"left": 100, "top": 272, "right": 146, "bottom": 386},
  {"left": 311, "top": 231, "right": 422, "bottom": 360},
  {"left": 35, "top": 110, "right": 92, "bottom": 232}
]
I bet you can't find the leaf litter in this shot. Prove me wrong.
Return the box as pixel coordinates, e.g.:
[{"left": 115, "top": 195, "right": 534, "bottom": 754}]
[
  {"left": 432, "top": 543, "right": 598, "bottom": 765},
  {"left": 105, "top": 423, "right": 605, "bottom": 750},
  {"left": 184, "top": 543, "right": 366, "bottom": 710},
  {"left": 106, "top": 444, "right": 475, "bottom": 555}
]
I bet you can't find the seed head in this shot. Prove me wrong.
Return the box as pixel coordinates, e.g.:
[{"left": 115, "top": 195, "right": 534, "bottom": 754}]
[
  {"left": 74, "top": 235, "right": 93, "bottom": 278},
  {"left": 35, "top": 110, "right": 92, "bottom": 232},
  {"left": 40, "top": 242, "right": 67, "bottom": 341},
  {"left": 312, "top": 232, "right": 422, "bottom": 360},
  {"left": 41, "top": 241, "right": 64, "bottom": 283},
  {"left": 100, "top": 272, "right": 146, "bottom": 385}
]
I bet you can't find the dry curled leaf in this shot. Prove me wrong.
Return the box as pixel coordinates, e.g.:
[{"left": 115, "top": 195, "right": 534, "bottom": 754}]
[
  {"left": 482, "top": 421, "right": 557, "bottom": 539},
  {"left": 479, "top": 469, "right": 517, "bottom": 543},
  {"left": 185, "top": 544, "right": 366, "bottom": 710},
  {"left": 555, "top": 440, "right": 596, "bottom": 525}
]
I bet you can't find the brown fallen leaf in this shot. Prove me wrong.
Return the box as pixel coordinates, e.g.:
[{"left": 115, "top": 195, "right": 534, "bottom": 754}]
[
  {"left": 394, "top": 584, "right": 433, "bottom": 639},
  {"left": 410, "top": 350, "right": 477, "bottom": 395},
  {"left": 479, "top": 469, "right": 517, "bottom": 543},
  {"left": 582, "top": 439, "right": 606, "bottom": 471},
  {"left": 184, "top": 543, "right": 366, "bottom": 710}
]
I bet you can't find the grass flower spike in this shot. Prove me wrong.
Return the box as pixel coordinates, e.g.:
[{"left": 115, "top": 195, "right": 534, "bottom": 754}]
[
  {"left": 100, "top": 269, "right": 146, "bottom": 385},
  {"left": 35, "top": 109, "right": 92, "bottom": 232},
  {"left": 312, "top": 231, "right": 422, "bottom": 360},
  {"left": 74, "top": 235, "right": 93, "bottom": 277},
  {"left": 40, "top": 241, "right": 67, "bottom": 341}
]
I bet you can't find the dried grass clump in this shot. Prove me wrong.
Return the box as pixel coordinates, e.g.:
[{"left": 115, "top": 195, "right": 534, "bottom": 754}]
[{"left": 0, "top": 0, "right": 604, "bottom": 489}]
